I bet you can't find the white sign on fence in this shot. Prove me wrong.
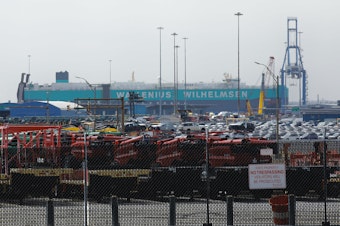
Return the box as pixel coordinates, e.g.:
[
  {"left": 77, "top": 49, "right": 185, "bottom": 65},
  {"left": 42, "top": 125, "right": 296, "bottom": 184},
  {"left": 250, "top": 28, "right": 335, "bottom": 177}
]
[
  {"left": 248, "top": 163, "right": 286, "bottom": 189},
  {"left": 260, "top": 148, "right": 273, "bottom": 156}
]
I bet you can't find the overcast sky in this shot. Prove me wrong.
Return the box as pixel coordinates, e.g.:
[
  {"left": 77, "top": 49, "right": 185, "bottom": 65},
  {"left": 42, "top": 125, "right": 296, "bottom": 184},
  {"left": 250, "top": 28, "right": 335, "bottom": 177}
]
[{"left": 1, "top": 0, "right": 339, "bottom": 104}]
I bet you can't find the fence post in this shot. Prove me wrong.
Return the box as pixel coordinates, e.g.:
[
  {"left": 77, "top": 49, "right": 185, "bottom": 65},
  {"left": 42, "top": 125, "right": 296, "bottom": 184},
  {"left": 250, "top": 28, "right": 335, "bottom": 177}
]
[
  {"left": 288, "top": 194, "right": 295, "bottom": 226},
  {"left": 111, "top": 196, "right": 120, "bottom": 226},
  {"left": 226, "top": 195, "right": 233, "bottom": 226},
  {"left": 46, "top": 199, "right": 54, "bottom": 226},
  {"left": 322, "top": 138, "right": 330, "bottom": 226},
  {"left": 169, "top": 195, "right": 176, "bottom": 226}
]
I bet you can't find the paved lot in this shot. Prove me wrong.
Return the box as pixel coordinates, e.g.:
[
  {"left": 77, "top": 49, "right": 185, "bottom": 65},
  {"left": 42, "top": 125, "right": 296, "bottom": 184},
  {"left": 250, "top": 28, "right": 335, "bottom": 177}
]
[{"left": 0, "top": 197, "right": 340, "bottom": 225}]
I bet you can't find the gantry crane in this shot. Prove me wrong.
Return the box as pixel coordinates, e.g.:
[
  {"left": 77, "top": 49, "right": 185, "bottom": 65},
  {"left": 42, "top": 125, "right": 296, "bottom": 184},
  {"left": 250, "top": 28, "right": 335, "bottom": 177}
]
[{"left": 280, "top": 17, "right": 307, "bottom": 109}]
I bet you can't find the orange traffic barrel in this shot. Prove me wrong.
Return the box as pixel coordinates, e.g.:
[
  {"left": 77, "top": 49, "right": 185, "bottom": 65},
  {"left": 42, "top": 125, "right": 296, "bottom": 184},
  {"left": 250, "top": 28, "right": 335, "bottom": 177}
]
[{"left": 269, "top": 195, "right": 289, "bottom": 225}]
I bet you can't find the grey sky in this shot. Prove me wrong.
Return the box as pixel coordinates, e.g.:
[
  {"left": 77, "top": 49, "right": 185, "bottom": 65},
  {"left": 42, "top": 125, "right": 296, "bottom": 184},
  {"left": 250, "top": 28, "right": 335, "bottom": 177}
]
[{"left": 1, "top": 0, "right": 339, "bottom": 104}]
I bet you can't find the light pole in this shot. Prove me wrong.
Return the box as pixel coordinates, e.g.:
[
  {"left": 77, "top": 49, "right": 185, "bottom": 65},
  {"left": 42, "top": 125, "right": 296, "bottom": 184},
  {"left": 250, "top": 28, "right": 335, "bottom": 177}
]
[
  {"left": 76, "top": 76, "right": 97, "bottom": 223},
  {"left": 109, "top": 59, "right": 112, "bottom": 85},
  {"left": 205, "top": 126, "right": 211, "bottom": 226},
  {"left": 82, "top": 129, "right": 89, "bottom": 226},
  {"left": 235, "top": 12, "right": 243, "bottom": 116},
  {"left": 175, "top": 45, "right": 180, "bottom": 113},
  {"left": 298, "top": 31, "right": 303, "bottom": 108},
  {"left": 76, "top": 76, "right": 97, "bottom": 131},
  {"left": 157, "top": 27, "right": 164, "bottom": 117},
  {"left": 171, "top": 33, "right": 178, "bottom": 115},
  {"left": 255, "top": 61, "right": 280, "bottom": 158},
  {"left": 46, "top": 91, "right": 50, "bottom": 124},
  {"left": 74, "top": 76, "right": 91, "bottom": 226},
  {"left": 183, "top": 37, "right": 188, "bottom": 111}
]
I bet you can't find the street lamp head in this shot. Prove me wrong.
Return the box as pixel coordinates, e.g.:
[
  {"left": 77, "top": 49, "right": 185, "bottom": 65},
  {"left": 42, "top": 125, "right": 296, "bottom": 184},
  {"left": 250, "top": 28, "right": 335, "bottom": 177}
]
[
  {"left": 235, "top": 12, "right": 243, "bottom": 16},
  {"left": 75, "top": 76, "right": 92, "bottom": 88},
  {"left": 254, "top": 61, "right": 278, "bottom": 82},
  {"left": 254, "top": 61, "right": 265, "bottom": 67}
]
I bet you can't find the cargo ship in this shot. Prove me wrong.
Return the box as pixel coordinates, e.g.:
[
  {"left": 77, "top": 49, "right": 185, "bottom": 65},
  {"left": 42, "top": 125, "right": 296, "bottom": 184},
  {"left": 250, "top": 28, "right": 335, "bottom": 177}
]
[{"left": 18, "top": 72, "right": 288, "bottom": 116}]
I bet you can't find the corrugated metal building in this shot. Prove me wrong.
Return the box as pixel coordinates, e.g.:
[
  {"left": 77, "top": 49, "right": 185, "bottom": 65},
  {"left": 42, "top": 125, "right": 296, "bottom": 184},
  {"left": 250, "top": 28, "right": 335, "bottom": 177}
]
[
  {"left": 0, "top": 101, "right": 87, "bottom": 118},
  {"left": 301, "top": 104, "right": 340, "bottom": 122}
]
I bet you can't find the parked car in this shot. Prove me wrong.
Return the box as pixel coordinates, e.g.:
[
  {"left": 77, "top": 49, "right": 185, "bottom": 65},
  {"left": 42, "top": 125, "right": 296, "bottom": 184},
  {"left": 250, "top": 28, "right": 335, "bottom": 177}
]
[
  {"left": 328, "top": 132, "right": 340, "bottom": 139},
  {"left": 177, "top": 122, "right": 206, "bottom": 133},
  {"left": 281, "top": 132, "right": 300, "bottom": 140},
  {"left": 299, "top": 132, "right": 318, "bottom": 140},
  {"left": 228, "top": 122, "right": 255, "bottom": 132},
  {"left": 124, "top": 122, "right": 145, "bottom": 132}
]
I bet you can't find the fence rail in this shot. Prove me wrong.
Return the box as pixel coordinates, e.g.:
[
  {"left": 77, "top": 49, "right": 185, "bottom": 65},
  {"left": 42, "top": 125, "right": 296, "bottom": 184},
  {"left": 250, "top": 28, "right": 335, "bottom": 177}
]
[{"left": 0, "top": 195, "right": 339, "bottom": 226}]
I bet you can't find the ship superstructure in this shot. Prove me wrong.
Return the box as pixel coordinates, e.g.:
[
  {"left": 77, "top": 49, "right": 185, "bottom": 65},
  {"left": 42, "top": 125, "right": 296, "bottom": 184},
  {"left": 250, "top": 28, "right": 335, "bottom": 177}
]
[{"left": 21, "top": 71, "right": 283, "bottom": 116}]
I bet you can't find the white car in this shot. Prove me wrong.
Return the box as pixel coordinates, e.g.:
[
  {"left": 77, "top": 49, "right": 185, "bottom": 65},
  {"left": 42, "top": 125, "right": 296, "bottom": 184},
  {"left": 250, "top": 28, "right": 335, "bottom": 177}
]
[{"left": 177, "top": 122, "right": 206, "bottom": 132}]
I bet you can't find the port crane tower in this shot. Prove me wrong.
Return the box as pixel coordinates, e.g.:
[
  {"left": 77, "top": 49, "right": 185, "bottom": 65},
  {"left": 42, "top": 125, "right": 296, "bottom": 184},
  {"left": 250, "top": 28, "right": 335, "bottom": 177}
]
[{"left": 280, "top": 17, "right": 307, "bottom": 109}]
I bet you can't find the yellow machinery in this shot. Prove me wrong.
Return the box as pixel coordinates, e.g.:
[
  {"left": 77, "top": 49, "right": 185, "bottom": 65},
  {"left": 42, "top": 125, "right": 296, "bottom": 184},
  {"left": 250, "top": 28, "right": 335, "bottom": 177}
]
[
  {"left": 246, "top": 99, "right": 254, "bottom": 117},
  {"left": 258, "top": 73, "right": 265, "bottom": 115}
]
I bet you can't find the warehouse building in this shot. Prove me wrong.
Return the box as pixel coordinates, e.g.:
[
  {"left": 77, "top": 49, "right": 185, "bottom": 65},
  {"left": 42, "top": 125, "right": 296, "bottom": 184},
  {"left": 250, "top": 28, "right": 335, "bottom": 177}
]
[{"left": 0, "top": 101, "right": 87, "bottom": 119}]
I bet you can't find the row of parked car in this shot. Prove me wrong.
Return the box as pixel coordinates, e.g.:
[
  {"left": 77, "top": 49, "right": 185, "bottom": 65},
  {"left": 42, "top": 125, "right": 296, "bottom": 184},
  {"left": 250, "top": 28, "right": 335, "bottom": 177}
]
[
  {"left": 72, "top": 115, "right": 340, "bottom": 141},
  {"left": 251, "top": 117, "right": 340, "bottom": 140},
  {"left": 155, "top": 117, "right": 340, "bottom": 141}
]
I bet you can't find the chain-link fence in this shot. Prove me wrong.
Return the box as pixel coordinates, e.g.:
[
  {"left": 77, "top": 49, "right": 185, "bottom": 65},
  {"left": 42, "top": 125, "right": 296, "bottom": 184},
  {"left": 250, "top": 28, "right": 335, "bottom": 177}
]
[
  {"left": 1, "top": 196, "right": 339, "bottom": 225},
  {"left": 1, "top": 130, "right": 340, "bottom": 225}
]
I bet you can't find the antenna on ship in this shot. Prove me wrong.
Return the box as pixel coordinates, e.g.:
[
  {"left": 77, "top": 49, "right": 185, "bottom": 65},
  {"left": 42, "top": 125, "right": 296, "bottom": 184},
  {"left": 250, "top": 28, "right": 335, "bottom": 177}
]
[
  {"left": 223, "top": 73, "right": 231, "bottom": 83},
  {"left": 223, "top": 73, "right": 232, "bottom": 87}
]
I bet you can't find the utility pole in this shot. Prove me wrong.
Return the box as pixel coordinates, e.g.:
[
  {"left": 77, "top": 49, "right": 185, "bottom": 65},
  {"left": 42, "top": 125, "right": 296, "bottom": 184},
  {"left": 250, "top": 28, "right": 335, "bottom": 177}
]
[
  {"left": 171, "top": 33, "right": 178, "bottom": 115},
  {"left": 183, "top": 37, "right": 188, "bottom": 110},
  {"left": 235, "top": 12, "right": 243, "bottom": 115},
  {"left": 157, "top": 27, "right": 164, "bottom": 116}
]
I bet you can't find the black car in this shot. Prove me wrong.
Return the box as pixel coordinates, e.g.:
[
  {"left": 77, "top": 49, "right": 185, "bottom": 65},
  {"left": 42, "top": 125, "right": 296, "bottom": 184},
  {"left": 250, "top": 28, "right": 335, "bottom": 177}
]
[
  {"left": 124, "top": 122, "right": 145, "bottom": 132},
  {"left": 228, "top": 122, "right": 255, "bottom": 132}
]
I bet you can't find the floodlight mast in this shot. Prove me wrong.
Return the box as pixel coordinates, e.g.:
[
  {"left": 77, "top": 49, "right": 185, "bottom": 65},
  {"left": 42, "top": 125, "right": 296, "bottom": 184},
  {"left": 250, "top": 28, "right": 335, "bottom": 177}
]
[
  {"left": 255, "top": 61, "right": 280, "bottom": 158},
  {"left": 75, "top": 76, "right": 97, "bottom": 131}
]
